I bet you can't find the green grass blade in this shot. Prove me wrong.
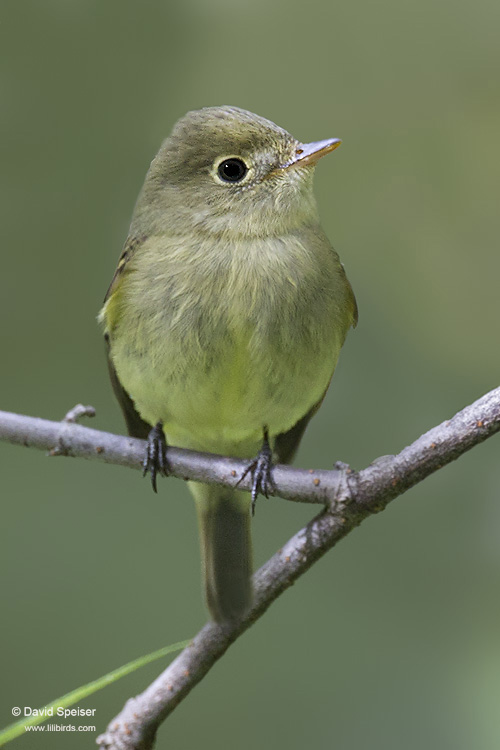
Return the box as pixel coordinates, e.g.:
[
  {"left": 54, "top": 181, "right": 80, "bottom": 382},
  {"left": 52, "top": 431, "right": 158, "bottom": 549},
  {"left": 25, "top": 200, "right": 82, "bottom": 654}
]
[{"left": 0, "top": 639, "right": 191, "bottom": 746}]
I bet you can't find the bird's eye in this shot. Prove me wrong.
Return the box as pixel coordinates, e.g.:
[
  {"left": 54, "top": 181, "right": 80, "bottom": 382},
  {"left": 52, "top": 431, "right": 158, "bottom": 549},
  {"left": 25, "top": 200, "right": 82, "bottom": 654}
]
[{"left": 217, "top": 158, "right": 248, "bottom": 183}]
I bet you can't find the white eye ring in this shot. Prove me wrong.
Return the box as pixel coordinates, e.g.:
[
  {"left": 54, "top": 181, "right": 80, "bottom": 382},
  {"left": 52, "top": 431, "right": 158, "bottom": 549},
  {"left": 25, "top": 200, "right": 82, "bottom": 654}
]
[{"left": 214, "top": 156, "right": 249, "bottom": 184}]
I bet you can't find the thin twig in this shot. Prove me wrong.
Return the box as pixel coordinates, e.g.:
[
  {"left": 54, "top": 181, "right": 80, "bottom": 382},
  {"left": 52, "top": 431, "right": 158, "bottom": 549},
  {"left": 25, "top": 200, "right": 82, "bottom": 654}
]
[
  {"left": 0, "top": 409, "right": 354, "bottom": 506},
  {"left": 1, "top": 386, "right": 499, "bottom": 749},
  {"left": 1, "top": 387, "right": 499, "bottom": 509}
]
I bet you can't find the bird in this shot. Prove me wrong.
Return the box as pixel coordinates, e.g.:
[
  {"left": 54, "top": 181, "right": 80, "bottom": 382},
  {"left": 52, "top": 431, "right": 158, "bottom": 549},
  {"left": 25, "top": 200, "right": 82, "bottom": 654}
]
[{"left": 100, "top": 106, "right": 357, "bottom": 623}]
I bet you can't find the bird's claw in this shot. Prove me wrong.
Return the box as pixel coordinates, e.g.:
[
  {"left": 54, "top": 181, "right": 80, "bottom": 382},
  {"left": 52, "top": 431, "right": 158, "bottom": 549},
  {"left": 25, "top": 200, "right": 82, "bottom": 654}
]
[
  {"left": 237, "top": 430, "right": 275, "bottom": 515},
  {"left": 142, "top": 422, "right": 169, "bottom": 492}
]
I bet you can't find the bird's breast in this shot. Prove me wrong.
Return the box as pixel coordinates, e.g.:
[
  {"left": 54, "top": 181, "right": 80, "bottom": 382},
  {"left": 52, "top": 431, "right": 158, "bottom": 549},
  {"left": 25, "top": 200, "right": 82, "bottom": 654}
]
[{"left": 107, "top": 229, "right": 350, "bottom": 453}]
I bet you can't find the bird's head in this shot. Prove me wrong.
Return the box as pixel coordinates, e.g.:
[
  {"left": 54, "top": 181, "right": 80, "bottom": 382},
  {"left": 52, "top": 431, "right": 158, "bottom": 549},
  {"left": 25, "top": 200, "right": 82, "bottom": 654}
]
[{"left": 133, "top": 106, "right": 340, "bottom": 238}]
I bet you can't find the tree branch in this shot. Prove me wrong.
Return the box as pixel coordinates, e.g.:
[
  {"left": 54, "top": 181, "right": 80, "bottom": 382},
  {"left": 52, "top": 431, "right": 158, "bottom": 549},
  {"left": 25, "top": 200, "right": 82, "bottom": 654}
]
[
  {"left": 1, "top": 386, "right": 499, "bottom": 749},
  {"left": 2, "top": 387, "right": 499, "bottom": 509},
  {"left": 0, "top": 407, "right": 341, "bottom": 505}
]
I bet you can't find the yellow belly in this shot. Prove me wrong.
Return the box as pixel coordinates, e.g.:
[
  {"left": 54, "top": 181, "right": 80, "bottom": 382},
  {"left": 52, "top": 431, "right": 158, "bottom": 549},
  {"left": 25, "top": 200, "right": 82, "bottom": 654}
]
[
  {"left": 103, "top": 229, "right": 354, "bottom": 456},
  {"left": 112, "top": 318, "right": 339, "bottom": 456}
]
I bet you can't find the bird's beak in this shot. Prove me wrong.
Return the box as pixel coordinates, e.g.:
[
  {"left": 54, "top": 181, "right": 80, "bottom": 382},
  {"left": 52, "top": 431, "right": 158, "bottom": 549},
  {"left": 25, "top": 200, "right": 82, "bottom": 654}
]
[{"left": 280, "top": 138, "right": 341, "bottom": 171}]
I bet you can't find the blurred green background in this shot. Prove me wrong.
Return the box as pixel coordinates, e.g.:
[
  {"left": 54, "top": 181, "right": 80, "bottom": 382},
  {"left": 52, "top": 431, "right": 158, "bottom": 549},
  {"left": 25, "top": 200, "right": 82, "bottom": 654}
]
[{"left": 1, "top": 0, "right": 499, "bottom": 748}]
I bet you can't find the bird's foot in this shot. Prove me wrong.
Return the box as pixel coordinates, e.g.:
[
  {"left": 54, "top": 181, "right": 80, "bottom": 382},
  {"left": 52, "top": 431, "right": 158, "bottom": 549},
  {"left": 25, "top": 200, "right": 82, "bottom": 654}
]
[
  {"left": 142, "top": 422, "right": 169, "bottom": 492},
  {"left": 237, "top": 429, "right": 276, "bottom": 515}
]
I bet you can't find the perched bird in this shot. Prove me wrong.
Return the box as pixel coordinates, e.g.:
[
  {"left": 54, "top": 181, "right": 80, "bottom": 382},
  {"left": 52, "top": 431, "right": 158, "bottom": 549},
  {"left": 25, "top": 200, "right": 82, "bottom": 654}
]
[{"left": 100, "top": 106, "right": 357, "bottom": 622}]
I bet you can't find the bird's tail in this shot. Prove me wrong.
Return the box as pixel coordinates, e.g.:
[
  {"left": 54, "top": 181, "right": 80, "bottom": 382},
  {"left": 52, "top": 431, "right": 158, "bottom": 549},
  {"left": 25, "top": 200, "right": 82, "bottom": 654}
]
[{"left": 191, "top": 483, "right": 253, "bottom": 623}]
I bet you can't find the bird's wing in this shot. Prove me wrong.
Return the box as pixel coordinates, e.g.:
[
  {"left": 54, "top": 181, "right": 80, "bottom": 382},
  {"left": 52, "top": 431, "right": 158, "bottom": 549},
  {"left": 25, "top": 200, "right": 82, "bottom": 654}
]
[
  {"left": 104, "top": 333, "right": 151, "bottom": 439},
  {"left": 103, "top": 234, "right": 147, "bottom": 304},
  {"left": 273, "top": 393, "right": 327, "bottom": 465},
  {"left": 275, "top": 265, "right": 358, "bottom": 465}
]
